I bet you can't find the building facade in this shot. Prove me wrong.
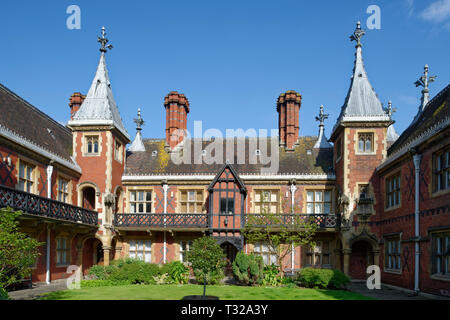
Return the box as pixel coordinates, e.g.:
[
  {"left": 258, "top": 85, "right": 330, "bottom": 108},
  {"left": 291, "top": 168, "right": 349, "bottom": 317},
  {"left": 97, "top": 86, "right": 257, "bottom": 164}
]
[{"left": 0, "top": 24, "right": 448, "bottom": 296}]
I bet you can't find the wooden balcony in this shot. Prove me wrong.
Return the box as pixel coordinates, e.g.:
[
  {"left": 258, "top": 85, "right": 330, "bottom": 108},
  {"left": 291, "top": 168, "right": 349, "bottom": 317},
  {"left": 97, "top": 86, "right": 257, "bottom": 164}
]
[
  {"left": 114, "top": 213, "right": 340, "bottom": 230},
  {"left": 0, "top": 184, "right": 98, "bottom": 226}
]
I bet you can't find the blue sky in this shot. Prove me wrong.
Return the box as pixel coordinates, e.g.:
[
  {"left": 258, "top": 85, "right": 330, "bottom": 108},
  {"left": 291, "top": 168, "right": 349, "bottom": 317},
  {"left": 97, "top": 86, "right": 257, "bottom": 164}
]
[{"left": 1, "top": 0, "right": 449, "bottom": 141}]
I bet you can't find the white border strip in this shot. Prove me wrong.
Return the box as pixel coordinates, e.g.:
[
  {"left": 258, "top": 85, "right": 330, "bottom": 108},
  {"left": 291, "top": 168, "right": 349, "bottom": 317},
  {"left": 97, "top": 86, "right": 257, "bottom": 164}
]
[
  {"left": 0, "top": 124, "right": 82, "bottom": 173},
  {"left": 122, "top": 173, "right": 336, "bottom": 182}
]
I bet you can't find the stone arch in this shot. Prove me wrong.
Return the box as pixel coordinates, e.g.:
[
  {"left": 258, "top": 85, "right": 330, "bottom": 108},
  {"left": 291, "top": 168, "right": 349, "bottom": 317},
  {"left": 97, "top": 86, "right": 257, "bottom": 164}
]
[
  {"left": 77, "top": 181, "right": 100, "bottom": 210},
  {"left": 76, "top": 233, "right": 104, "bottom": 275},
  {"left": 347, "top": 231, "right": 380, "bottom": 280},
  {"left": 114, "top": 185, "right": 124, "bottom": 214}
]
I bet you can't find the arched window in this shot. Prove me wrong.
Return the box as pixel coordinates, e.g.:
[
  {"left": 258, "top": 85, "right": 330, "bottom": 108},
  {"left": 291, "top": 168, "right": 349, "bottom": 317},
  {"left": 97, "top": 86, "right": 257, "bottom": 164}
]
[{"left": 358, "top": 133, "right": 374, "bottom": 153}]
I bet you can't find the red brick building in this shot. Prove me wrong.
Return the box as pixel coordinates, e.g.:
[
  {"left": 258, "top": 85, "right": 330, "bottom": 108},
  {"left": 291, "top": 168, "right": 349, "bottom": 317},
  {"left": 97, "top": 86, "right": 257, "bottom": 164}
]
[{"left": 0, "top": 24, "right": 448, "bottom": 296}]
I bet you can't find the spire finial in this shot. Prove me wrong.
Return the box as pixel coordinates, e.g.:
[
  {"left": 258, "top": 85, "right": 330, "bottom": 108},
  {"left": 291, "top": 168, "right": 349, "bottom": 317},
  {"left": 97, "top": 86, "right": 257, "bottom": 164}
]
[
  {"left": 134, "top": 108, "right": 145, "bottom": 131},
  {"left": 315, "top": 105, "right": 329, "bottom": 127},
  {"left": 350, "top": 21, "right": 365, "bottom": 47},
  {"left": 415, "top": 64, "right": 437, "bottom": 111},
  {"left": 386, "top": 100, "right": 397, "bottom": 119},
  {"left": 98, "top": 26, "right": 113, "bottom": 54}
]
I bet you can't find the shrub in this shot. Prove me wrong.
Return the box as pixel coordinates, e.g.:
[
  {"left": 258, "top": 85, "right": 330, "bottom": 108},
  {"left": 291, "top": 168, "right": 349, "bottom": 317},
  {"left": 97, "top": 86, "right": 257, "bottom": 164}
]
[
  {"left": 108, "top": 259, "right": 162, "bottom": 285},
  {"left": 296, "top": 268, "right": 350, "bottom": 289},
  {"left": 153, "top": 273, "right": 172, "bottom": 285},
  {"left": 193, "top": 268, "right": 224, "bottom": 285},
  {"left": 167, "top": 261, "right": 190, "bottom": 284},
  {"left": 261, "top": 264, "right": 283, "bottom": 286},
  {"left": 88, "top": 265, "right": 117, "bottom": 280},
  {"left": 232, "top": 253, "right": 264, "bottom": 286},
  {"left": 0, "top": 286, "right": 9, "bottom": 300}
]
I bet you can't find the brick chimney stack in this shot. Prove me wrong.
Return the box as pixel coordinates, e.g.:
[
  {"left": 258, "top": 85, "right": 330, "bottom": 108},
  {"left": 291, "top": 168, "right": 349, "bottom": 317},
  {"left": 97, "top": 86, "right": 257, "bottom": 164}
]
[
  {"left": 69, "top": 92, "right": 86, "bottom": 120},
  {"left": 277, "top": 90, "right": 302, "bottom": 151},
  {"left": 164, "top": 91, "right": 190, "bottom": 150}
]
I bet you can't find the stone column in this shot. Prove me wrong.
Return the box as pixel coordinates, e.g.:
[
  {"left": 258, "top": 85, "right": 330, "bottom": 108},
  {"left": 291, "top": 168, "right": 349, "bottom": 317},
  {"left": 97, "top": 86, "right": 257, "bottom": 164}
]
[
  {"left": 373, "top": 249, "right": 380, "bottom": 267},
  {"left": 103, "top": 246, "right": 112, "bottom": 266},
  {"left": 334, "top": 249, "right": 342, "bottom": 271},
  {"left": 343, "top": 248, "right": 352, "bottom": 276}
]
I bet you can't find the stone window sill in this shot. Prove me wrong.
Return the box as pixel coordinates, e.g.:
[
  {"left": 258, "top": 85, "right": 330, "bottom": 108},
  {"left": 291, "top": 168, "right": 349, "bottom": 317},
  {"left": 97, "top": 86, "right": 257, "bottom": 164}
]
[{"left": 430, "top": 274, "right": 450, "bottom": 282}]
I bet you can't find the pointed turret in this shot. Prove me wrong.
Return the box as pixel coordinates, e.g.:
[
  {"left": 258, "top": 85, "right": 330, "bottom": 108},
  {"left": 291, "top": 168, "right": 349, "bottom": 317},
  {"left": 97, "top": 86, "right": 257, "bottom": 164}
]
[
  {"left": 129, "top": 108, "right": 146, "bottom": 152},
  {"left": 68, "top": 27, "right": 130, "bottom": 141},
  {"left": 314, "top": 105, "right": 332, "bottom": 149},
  {"left": 386, "top": 101, "right": 399, "bottom": 143},
  {"left": 331, "top": 22, "right": 390, "bottom": 139}
]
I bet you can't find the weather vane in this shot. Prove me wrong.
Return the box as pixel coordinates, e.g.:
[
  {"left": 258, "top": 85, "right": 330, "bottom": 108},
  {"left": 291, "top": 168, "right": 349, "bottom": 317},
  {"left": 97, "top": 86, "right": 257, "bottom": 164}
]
[
  {"left": 98, "top": 26, "right": 113, "bottom": 53},
  {"left": 134, "top": 108, "right": 145, "bottom": 131},
  {"left": 315, "top": 105, "right": 329, "bottom": 127},
  {"left": 350, "top": 21, "right": 365, "bottom": 46}
]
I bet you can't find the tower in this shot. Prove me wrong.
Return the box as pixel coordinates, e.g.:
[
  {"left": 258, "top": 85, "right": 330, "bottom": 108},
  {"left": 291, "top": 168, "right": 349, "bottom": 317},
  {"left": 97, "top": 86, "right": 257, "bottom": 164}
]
[
  {"left": 329, "top": 22, "right": 392, "bottom": 276},
  {"left": 67, "top": 27, "right": 130, "bottom": 264}
]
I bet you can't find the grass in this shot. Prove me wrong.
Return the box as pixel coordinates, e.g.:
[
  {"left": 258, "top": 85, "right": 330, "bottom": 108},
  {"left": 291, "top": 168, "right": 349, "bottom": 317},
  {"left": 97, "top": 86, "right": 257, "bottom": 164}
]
[{"left": 39, "top": 284, "right": 374, "bottom": 300}]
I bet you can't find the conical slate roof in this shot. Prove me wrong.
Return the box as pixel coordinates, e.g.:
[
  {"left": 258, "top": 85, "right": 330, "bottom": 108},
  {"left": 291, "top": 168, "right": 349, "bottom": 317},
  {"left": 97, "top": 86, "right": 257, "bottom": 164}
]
[
  {"left": 332, "top": 23, "right": 390, "bottom": 136},
  {"left": 68, "top": 53, "right": 130, "bottom": 141}
]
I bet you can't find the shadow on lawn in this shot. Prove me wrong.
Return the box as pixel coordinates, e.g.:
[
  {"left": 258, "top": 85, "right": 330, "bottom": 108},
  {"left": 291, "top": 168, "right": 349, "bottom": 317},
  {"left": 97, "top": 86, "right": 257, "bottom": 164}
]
[{"left": 39, "top": 291, "right": 76, "bottom": 300}]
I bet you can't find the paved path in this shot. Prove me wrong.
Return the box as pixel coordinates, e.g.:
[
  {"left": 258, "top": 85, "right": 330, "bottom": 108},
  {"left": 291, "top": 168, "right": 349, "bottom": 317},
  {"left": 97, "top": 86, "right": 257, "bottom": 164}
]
[
  {"left": 8, "top": 281, "right": 68, "bottom": 300},
  {"left": 348, "top": 281, "right": 447, "bottom": 300}
]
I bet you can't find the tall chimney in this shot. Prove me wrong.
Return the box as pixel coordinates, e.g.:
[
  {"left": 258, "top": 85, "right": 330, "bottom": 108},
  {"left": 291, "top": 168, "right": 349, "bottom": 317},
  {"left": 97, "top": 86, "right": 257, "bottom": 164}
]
[
  {"left": 69, "top": 92, "right": 86, "bottom": 120},
  {"left": 277, "top": 90, "right": 302, "bottom": 151},
  {"left": 164, "top": 91, "right": 190, "bottom": 150}
]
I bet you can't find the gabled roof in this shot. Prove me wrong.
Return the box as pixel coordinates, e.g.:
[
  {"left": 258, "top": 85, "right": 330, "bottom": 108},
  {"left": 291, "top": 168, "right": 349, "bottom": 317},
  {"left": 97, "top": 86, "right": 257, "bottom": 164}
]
[
  {"left": 68, "top": 53, "right": 130, "bottom": 141},
  {"left": 0, "top": 83, "right": 80, "bottom": 172},
  {"left": 388, "top": 84, "right": 450, "bottom": 156},
  {"left": 208, "top": 163, "right": 247, "bottom": 193}
]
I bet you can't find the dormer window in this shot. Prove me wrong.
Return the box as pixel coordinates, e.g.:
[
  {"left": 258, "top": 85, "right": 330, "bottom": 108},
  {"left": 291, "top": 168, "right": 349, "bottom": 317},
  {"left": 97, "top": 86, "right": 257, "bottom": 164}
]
[
  {"left": 358, "top": 133, "right": 374, "bottom": 153},
  {"left": 86, "top": 136, "right": 99, "bottom": 155}
]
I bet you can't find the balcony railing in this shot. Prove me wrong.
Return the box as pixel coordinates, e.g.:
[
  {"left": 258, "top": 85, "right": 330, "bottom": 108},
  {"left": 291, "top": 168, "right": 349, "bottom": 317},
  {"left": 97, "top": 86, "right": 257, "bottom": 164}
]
[
  {"left": 115, "top": 213, "right": 209, "bottom": 228},
  {"left": 115, "top": 213, "right": 339, "bottom": 229},
  {"left": 0, "top": 184, "right": 98, "bottom": 226}
]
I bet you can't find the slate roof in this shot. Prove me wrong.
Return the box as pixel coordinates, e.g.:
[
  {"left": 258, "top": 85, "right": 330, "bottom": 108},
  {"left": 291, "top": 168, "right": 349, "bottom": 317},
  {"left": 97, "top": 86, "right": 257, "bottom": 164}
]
[
  {"left": 388, "top": 84, "right": 450, "bottom": 156},
  {"left": 68, "top": 53, "right": 130, "bottom": 141},
  {"left": 0, "top": 83, "right": 75, "bottom": 163},
  {"left": 125, "top": 137, "right": 334, "bottom": 177}
]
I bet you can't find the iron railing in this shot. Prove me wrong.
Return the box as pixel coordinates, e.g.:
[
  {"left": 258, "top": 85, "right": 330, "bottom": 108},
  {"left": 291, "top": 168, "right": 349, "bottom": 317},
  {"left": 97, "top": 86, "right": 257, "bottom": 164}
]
[
  {"left": 0, "top": 184, "right": 98, "bottom": 226},
  {"left": 114, "top": 213, "right": 209, "bottom": 228}
]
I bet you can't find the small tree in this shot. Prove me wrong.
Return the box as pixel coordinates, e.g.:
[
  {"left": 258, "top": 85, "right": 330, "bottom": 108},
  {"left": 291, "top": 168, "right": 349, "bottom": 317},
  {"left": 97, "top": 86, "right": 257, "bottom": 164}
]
[
  {"left": 243, "top": 194, "right": 318, "bottom": 277},
  {"left": 232, "top": 252, "right": 264, "bottom": 286},
  {"left": 0, "top": 208, "right": 42, "bottom": 292},
  {"left": 186, "top": 236, "right": 225, "bottom": 298}
]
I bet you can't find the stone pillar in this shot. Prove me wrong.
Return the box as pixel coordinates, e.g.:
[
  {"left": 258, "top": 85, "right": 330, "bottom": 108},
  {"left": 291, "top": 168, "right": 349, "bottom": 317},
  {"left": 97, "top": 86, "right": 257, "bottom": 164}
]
[
  {"left": 343, "top": 248, "right": 352, "bottom": 276},
  {"left": 103, "top": 246, "right": 112, "bottom": 266},
  {"left": 334, "top": 249, "right": 342, "bottom": 271},
  {"left": 373, "top": 249, "right": 380, "bottom": 267}
]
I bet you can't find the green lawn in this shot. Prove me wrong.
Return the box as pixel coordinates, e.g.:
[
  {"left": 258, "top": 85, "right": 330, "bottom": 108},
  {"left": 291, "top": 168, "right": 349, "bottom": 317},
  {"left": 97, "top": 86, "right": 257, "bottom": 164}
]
[{"left": 40, "top": 284, "right": 373, "bottom": 300}]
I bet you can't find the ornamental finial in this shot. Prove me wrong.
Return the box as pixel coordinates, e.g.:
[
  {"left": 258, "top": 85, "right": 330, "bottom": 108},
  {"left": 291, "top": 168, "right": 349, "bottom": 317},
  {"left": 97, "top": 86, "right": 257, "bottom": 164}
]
[
  {"left": 315, "top": 105, "right": 329, "bottom": 127},
  {"left": 350, "top": 21, "right": 365, "bottom": 47},
  {"left": 134, "top": 108, "right": 145, "bottom": 131},
  {"left": 98, "top": 26, "right": 113, "bottom": 53},
  {"left": 415, "top": 64, "right": 437, "bottom": 111},
  {"left": 386, "top": 101, "right": 397, "bottom": 119}
]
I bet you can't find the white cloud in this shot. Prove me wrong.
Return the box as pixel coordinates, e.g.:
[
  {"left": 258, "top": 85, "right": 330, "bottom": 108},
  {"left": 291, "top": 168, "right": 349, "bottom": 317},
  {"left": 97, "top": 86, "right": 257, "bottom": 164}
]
[{"left": 420, "top": 0, "right": 450, "bottom": 22}]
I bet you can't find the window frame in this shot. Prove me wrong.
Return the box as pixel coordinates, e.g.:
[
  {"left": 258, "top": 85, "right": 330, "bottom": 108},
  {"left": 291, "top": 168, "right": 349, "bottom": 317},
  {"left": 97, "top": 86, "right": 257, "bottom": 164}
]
[
  {"left": 114, "top": 140, "right": 123, "bottom": 163},
  {"left": 357, "top": 132, "right": 374, "bottom": 154},
  {"left": 56, "top": 237, "right": 70, "bottom": 267},
  {"left": 57, "top": 177, "right": 70, "bottom": 203},
  {"left": 384, "top": 236, "right": 402, "bottom": 273},
  {"left": 180, "top": 240, "right": 193, "bottom": 263},
  {"left": 306, "top": 190, "right": 332, "bottom": 214},
  {"left": 385, "top": 173, "right": 401, "bottom": 210},
  {"left": 129, "top": 190, "right": 153, "bottom": 214},
  {"left": 432, "top": 148, "right": 450, "bottom": 194},
  {"left": 304, "top": 241, "right": 331, "bottom": 268},
  {"left": 253, "top": 242, "right": 278, "bottom": 266},
  {"left": 85, "top": 135, "right": 100, "bottom": 156},
  {"left": 431, "top": 231, "right": 450, "bottom": 278},
  {"left": 179, "top": 189, "right": 204, "bottom": 214},
  {"left": 128, "top": 239, "right": 152, "bottom": 263},
  {"left": 254, "top": 189, "right": 280, "bottom": 214},
  {"left": 18, "top": 160, "right": 35, "bottom": 194}
]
